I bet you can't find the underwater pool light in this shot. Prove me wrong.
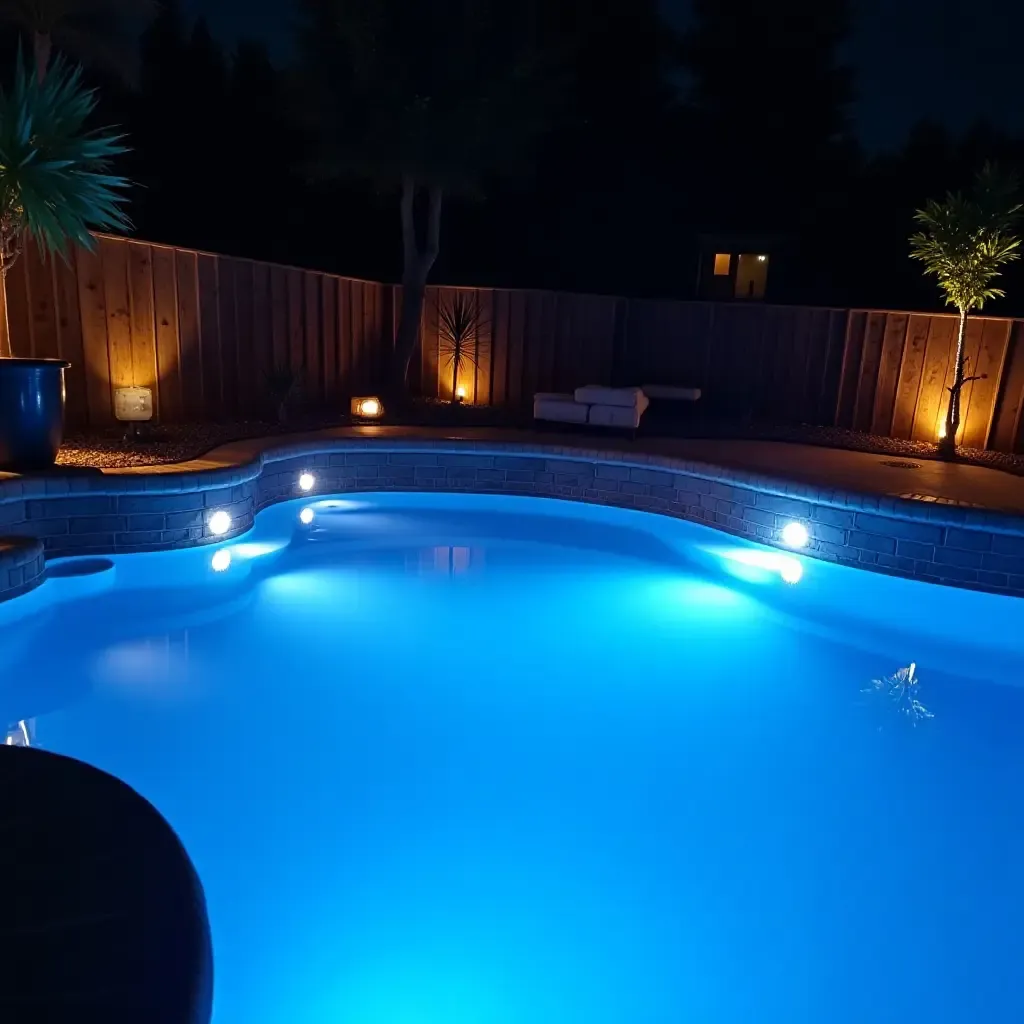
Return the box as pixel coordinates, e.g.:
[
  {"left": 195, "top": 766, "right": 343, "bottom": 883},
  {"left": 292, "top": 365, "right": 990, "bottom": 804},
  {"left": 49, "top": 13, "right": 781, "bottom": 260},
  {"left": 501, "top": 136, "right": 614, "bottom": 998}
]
[
  {"left": 298, "top": 472, "right": 316, "bottom": 492},
  {"left": 211, "top": 549, "right": 232, "bottom": 572},
  {"left": 299, "top": 507, "right": 315, "bottom": 525},
  {"left": 208, "top": 510, "right": 232, "bottom": 536},
  {"left": 781, "top": 521, "right": 809, "bottom": 549}
]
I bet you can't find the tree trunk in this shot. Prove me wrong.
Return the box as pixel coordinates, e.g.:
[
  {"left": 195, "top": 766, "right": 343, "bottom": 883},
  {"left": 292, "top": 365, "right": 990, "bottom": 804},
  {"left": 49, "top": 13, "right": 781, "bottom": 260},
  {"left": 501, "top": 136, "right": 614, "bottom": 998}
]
[
  {"left": 391, "top": 177, "right": 443, "bottom": 397},
  {"left": 34, "top": 33, "right": 52, "bottom": 83},
  {"left": 939, "top": 308, "right": 968, "bottom": 457}
]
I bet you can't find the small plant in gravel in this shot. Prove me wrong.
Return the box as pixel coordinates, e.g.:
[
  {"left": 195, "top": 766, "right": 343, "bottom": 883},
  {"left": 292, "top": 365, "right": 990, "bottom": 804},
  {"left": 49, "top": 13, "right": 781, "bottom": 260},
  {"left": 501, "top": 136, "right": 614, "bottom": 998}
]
[
  {"left": 910, "top": 164, "right": 1021, "bottom": 456},
  {"left": 264, "top": 364, "right": 302, "bottom": 424},
  {"left": 437, "top": 292, "right": 488, "bottom": 404}
]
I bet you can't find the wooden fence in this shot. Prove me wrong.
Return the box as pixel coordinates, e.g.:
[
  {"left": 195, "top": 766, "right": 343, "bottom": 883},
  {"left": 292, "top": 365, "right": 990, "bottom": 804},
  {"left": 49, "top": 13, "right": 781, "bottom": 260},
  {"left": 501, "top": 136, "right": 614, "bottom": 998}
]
[
  {"left": 5, "top": 234, "right": 1024, "bottom": 454},
  {"left": 0, "top": 234, "right": 389, "bottom": 427}
]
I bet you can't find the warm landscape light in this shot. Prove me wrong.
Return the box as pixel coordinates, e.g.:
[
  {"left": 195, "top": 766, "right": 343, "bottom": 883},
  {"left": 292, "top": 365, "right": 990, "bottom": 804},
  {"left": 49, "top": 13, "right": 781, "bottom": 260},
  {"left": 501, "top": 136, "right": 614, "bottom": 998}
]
[
  {"left": 781, "top": 521, "right": 809, "bottom": 549},
  {"left": 208, "top": 510, "right": 232, "bottom": 536},
  {"left": 113, "top": 386, "right": 153, "bottom": 423},
  {"left": 351, "top": 396, "right": 383, "bottom": 419},
  {"left": 211, "top": 549, "right": 231, "bottom": 572},
  {"left": 299, "top": 507, "right": 315, "bottom": 525},
  {"left": 456, "top": 386, "right": 466, "bottom": 400},
  {"left": 298, "top": 472, "right": 315, "bottom": 492},
  {"left": 937, "top": 422, "right": 947, "bottom": 440}
]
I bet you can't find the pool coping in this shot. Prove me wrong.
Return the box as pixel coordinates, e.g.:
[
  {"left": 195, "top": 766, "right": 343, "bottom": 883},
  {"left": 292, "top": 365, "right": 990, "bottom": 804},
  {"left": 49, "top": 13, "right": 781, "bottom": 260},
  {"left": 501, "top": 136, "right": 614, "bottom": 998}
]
[{"left": 2, "top": 434, "right": 1024, "bottom": 602}]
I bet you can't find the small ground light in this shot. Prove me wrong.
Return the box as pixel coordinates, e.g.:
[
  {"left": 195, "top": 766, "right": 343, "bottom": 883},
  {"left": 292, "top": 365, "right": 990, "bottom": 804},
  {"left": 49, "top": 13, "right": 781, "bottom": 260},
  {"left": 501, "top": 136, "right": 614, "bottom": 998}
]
[
  {"left": 298, "top": 472, "right": 315, "bottom": 492},
  {"left": 211, "top": 549, "right": 231, "bottom": 572},
  {"left": 781, "top": 521, "right": 809, "bottom": 549},
  {"left": 299, "top": 507, "right": 315, "bottom": 525},
  {"left": 208, "top": 510, "right": 232, "bottom": 536},
  {"left": 455, "top": 386, "right": 466, "bottom": 402}
]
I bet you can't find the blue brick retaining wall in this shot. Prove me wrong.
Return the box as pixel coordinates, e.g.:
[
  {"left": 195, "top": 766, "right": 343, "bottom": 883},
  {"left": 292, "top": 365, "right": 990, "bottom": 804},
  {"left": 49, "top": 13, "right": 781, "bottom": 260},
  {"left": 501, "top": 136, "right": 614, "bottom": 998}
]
[{"left": 2, "top": 438, "right": 1024, "bottom": 602}]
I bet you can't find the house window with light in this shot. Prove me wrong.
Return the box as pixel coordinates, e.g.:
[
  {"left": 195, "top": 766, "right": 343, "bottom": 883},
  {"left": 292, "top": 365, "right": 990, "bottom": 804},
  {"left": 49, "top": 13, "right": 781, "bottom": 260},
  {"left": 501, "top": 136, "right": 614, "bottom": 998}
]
[
  {"left": 734, "top": 254, "right": 769, "bottom": 299},
  {"left": 713, "top": 253, "right": 731, "bottom": 276}
]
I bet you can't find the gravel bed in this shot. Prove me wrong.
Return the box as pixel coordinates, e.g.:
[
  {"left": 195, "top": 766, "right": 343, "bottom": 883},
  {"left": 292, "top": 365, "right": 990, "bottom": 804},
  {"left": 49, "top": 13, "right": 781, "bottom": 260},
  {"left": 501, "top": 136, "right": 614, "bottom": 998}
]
[{"left": 53, "top": 416, "right": 1024, "bottom": 476}]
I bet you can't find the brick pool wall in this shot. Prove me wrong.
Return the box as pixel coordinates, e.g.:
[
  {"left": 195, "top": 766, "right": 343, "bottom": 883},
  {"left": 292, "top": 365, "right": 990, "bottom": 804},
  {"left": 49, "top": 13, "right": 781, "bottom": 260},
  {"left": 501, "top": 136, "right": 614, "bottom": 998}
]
[{"left": 3, "top": 439, "right": 1024, "bottom": 603}]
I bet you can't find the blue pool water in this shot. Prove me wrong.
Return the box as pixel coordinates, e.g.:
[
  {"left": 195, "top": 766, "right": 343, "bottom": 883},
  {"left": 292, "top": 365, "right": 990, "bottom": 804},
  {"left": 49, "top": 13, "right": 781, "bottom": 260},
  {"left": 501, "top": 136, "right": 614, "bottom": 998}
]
[{"left": 2, "top": 492, "right": 1024, "bottom": 1023}]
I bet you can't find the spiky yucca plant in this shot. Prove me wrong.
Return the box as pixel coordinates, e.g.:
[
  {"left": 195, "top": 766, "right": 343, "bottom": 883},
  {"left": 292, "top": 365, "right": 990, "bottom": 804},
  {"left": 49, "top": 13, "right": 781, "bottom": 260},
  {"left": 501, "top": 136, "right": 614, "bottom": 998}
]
[
  {"left": 910, "top": 164, "right": 1021, "bottom": 455},
  {"left": 437, "top": 292, "right": 487, "bottom": 403},
  {"left": 0, "top": 53, "right": 131, "bottom": 355}
]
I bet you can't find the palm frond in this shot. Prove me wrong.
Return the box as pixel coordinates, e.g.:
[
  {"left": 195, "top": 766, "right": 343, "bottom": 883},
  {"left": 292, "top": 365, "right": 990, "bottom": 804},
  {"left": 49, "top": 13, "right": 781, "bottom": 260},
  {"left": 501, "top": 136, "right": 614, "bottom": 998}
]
[
  {"left": 0, "top": 51, "right": 132, "bottom": 268},
  {"left": 437, "top": 291, "right": 489, "bottom": 398},
  {"left": 909, "top": 165, "right": 1022, "bottom": 313}
]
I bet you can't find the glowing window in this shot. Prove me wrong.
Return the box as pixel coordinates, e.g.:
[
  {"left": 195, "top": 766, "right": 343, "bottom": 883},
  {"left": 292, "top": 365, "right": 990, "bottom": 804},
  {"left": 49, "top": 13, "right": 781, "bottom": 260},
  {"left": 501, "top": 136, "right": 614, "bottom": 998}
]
[{"left": 713, "top": 253, "right": 731, "bottom": 276}]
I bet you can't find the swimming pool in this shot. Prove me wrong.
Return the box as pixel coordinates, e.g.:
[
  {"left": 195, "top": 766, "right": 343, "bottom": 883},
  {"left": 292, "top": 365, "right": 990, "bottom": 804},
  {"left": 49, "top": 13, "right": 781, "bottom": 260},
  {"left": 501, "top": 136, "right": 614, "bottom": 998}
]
[{"left": 2, "top": 491, "right": 1023, "bottom": 1023}]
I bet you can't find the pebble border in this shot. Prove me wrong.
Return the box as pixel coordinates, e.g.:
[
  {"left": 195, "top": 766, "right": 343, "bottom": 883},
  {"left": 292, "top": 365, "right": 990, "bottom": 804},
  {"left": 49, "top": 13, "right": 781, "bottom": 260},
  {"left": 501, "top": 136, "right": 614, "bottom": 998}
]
[{"left": 2, "top": 437, "right": 1024, "bottom": 603}]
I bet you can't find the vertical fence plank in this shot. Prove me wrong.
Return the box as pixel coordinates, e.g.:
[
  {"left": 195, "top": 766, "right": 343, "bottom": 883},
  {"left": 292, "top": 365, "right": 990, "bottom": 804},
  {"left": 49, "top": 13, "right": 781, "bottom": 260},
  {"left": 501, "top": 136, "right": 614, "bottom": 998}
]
[
  {"left": 988, "top": 320, "right": 1024, "bottom": 452},
  {"left": 127, "top": 242, "right": 159, "bottom": 418},
  {"left": 869, "top": 312, "right": 909, "bottom": 436},
  {"left": 233, "top": 260, "right": 256, "bottom": 416},
  {"left": 251, "top": 261, "right": 272, "bottom": 418},
  {"left": 475, "top": 289, "right": 493, "bottom": 406},
  {"left": 321, "top": 276, "right": 338, "bottom": 408},
  {"left": 420, "top": 286, "right": 439, "bottom": 399},
  {"left": 101, "top": 237, "right": 134, "bottom": 394},
  {"left": 53, "top": 250, "right": 87, "bottom": 427},
  {"left": 890, "top": 313, "right": 931, "bottom": 439},
  {"left": 75, "top": 244, "right": 113, "bottom": 424},
  {"left": 834, "top": 311, "right": 866, "bottom": 427},
  {"left": 961, "top": 317, "right": 1012, "bottom": 450},
  {"left": 491, "top": 290, "right": 509, "bottom": 407},
  {"left": 217, "top": 258, "right": 240, "bottom": 417},
  {"left": 151, "top": 246, "right": 182, "bottom": 422},
  {"left": 507, "top": 291, "right": 526, "bottom": 407},
  {"left": 337, "top": 278, "right": 352, "bottom": 395},
  {"left": 911, "top": 315, "right": 956, "bottom": 441},
  {"left": 4, "top": 250, "right": 33, "bottom": 356},
  {"left": 287, "top": 268, "right": 303, "bottom": 375},
  {"left": 304, "top": 273, "right": 322, "bottom": 404},
  {"left": 174, "top": 249, "right": 202, "bottom": 421},
  {"left": 196, "top": 253, "right": 222, "bottom": 418},
  {"left": 851, "top": 311, "right": 887, "bottom": 431},
  {"left": 26, "top": 245, "right": 59, "bottom": 359},
  {"left": 269, "top": 265, "right": 288, "bottom": 374},
  {"left": 350, "top": 280, "right": 367, "bottom": 393},
  {"left": 363, "top": 281, "right": 378, "bottom": 390}
]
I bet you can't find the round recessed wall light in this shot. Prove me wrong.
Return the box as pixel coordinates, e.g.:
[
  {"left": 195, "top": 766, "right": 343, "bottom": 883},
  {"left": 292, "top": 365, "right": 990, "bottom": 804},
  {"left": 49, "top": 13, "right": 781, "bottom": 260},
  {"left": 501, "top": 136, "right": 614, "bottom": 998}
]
[
  {"left": 781, "top": 521, "right": 809, "bottom": 549},
  {"left": 208, "top": 510, "right": 232, "bottom": 536},
  {"left": 298, "top": 472, "right": 316, "bottom": 492}
]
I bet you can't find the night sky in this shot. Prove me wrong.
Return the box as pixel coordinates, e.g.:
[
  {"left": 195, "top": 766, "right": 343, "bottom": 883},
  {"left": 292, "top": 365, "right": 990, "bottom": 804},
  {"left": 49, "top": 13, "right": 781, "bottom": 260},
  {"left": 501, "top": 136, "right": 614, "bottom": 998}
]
[{"left": 185, "top": 0, "right": 1024, "bottom": 151}]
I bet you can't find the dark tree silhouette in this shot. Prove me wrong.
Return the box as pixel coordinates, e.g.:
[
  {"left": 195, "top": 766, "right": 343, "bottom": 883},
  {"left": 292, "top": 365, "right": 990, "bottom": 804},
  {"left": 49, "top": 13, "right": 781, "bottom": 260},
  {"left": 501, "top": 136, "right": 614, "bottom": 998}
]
[
  {"left": 296, "top": 0, "right": 562, "bottom": 395},
  {"left": 680, "top": 0, "right": 855, "bottom": 234}
]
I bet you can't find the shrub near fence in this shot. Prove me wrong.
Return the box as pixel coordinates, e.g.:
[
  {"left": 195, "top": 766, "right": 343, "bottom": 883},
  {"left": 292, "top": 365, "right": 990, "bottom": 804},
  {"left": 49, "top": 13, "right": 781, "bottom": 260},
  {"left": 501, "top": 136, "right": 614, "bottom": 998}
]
[{"left": 5, "top": 234, "right": 1024, "bottom": 454}]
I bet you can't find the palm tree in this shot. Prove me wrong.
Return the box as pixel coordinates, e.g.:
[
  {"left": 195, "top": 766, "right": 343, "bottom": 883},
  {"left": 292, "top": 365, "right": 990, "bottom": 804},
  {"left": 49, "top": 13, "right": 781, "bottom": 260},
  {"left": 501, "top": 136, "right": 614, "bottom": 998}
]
[
  {"left": 0, "top": 0, "right": 155, "bottom": 82},
  {"left": 910, "top": 164, "right": 1021, "bottom": 455},
  {"left": 0, "top": 53, "right": 132, "bottom": 354}
]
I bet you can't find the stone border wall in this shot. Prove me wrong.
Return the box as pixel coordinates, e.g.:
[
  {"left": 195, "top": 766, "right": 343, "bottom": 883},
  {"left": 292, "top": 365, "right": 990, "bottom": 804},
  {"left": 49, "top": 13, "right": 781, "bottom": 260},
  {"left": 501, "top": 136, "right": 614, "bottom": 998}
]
[{"left": 3, "top": 438, "right": 1024, "bottom": 603}]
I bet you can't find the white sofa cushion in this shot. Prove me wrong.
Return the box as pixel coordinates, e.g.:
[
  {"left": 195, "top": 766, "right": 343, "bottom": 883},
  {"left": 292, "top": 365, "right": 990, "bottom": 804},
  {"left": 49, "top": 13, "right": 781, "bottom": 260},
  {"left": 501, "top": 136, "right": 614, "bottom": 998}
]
[
  {"left": 642, "top": 385, "right": 702, "bottom": 401},
  {"left": 573, "top": 385, "right": 645, "bottom": 409},
  {"left": 588, "top": 395, "right": 648, "bottom": 429},
  {"left": 533, "top": 393, "right": 590, "bottom": 424}
]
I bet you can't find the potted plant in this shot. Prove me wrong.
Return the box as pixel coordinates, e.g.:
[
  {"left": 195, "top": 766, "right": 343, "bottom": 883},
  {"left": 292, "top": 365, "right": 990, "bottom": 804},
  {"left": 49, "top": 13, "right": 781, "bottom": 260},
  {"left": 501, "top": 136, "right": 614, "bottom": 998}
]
[
  {"left": 0, "top": 54, "right": 131, "bottom": 470},
  {"left": 909, "top": 164, "right": 1021, "bottom": 457}
]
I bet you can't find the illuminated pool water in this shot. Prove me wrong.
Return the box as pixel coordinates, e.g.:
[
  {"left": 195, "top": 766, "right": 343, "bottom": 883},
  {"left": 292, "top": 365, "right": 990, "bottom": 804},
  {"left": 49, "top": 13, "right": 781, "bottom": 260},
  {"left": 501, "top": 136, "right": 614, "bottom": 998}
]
[{"left": 2, "top": 492, "right": 1023, "bottom": 1024}]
